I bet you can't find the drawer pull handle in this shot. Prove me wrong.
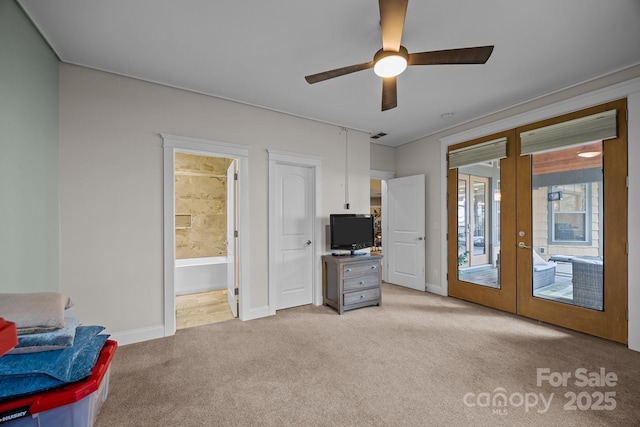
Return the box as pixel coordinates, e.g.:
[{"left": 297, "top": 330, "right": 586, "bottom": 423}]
[
  {"left": 359, "top": 280, "right": 365, "bottom": 285},
  {"left": 371, "top": 265, "right": 377, "bottom": 269},
  {"left": 360, "top": 294, "right": 365, "bottom": 299},
  {"left": 346, "top": 268, "right": 352, "bottom": 272}
]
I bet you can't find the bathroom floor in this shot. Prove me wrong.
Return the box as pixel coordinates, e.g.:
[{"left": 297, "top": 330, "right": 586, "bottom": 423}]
[{"left": 176, "top": 289, "right": 235, "bottom": 329}]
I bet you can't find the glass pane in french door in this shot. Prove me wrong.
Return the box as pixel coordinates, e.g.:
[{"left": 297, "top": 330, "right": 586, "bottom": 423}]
[
  {"left": 457, "top": 162, "right": 501, "bottom": 289},
  {"left": 530, "top": 141, "right": 604, "bottom": 310}
]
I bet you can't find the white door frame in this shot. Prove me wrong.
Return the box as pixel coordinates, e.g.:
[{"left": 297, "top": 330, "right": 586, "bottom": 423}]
[
  {"left": 162, "top": 134, "right": 251, "bottom": 336},
  {"left": 371, "top": 170, "right": 395, "bottom": 283},
  {"left": 226, "top": 160, "right": 238, "bottom": 317},
  {"left": 268, "top": 149, "right": 322, "bottom": 315}
]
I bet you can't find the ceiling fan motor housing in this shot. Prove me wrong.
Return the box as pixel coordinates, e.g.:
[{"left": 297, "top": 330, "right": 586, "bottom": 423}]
[{"left": 374, "top": 45, "right": 409, "bottom": 63}]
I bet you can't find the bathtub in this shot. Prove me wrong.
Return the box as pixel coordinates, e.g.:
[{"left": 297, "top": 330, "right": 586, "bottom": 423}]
[{"left": 175, "top": 256, "right": 228, "bottom": 296}]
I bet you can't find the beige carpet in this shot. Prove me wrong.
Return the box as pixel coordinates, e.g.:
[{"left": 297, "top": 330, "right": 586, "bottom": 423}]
[{"left": 95, "top": 283, "right": 640, "bottom": 426}]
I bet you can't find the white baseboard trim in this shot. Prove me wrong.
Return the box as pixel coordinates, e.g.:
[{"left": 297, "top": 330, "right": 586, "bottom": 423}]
[
  {"left": 241, "top": 305, "right": 271, "bottom": 321},
  {"left": 108, "top": 306, "right": 274, "bottom": 345},
  {"left": 175, "top": 285, "right": 226, "bottom": 296},
  {"left": 108, "top": 324, "right": 165, "bottom": 346}
]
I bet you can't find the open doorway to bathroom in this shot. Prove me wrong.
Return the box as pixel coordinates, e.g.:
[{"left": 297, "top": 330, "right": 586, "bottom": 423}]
[{"left": 174, "top": 152, "right": 236, "bottom": 329}]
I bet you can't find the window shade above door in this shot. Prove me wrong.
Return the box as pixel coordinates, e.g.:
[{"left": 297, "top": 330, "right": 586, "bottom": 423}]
[
  {"left": 448, "top": 137, "right": 507, "bottom": 169},
  {"left": 520, "top": 109, "right": 617, "bottom": 156}
]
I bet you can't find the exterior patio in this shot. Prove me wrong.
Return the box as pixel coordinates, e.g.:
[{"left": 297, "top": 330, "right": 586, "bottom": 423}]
[{"left": 458, "top": 257, "right": 603, "bottom": 310}]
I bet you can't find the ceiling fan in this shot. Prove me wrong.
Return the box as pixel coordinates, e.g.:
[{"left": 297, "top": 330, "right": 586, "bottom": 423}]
[{"left": 304, "top": 0, "right": 494, "bottom": 111}]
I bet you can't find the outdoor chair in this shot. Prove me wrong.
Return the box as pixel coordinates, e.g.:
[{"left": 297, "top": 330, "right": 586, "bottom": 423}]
[
  {"left": 532, "top": 250, "right": 557, "bottom": 290},
  {"left": 571, "top": 256, "right": 603, "bottom": 310}
]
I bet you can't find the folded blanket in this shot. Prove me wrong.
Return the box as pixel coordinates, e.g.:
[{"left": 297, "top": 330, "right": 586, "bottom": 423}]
[
  {"left": 7, "top": 314, "right": 79, "bottom": 355},
  {"left": 0, "top": 292, "right": 74, "bottom": 335},
  {"left": 0, "top": 325, "right": 109, "bottom": 400}
]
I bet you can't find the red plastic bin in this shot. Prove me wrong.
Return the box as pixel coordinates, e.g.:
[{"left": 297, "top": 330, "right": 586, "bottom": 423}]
[
  {"left": 0, "top": 339, "right": 117, "bottom": 427},
  {"left": 0, "top": 318, "right": 18, "bottom": 357}
]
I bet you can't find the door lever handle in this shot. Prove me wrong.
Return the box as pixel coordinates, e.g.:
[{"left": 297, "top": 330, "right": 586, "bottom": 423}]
[
  {"left": 518, "top": 242, "right": 531, "bottom": 249},
  {"left": 305, "top": 240, "right": 312, "bottom": 246}
]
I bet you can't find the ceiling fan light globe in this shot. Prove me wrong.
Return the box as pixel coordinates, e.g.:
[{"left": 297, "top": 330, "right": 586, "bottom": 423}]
[{"left": 374, "top": 55, "right": 407, "bottom": 78}]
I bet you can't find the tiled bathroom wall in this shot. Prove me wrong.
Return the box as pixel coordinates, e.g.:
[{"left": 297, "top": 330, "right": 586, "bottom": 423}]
[{"left": 175, "top": 152, "right": 233, "bottom": 259}]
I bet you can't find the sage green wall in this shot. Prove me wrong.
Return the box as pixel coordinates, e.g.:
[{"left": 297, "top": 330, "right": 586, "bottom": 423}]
[{"left": 0, "top": 0, "right": 60, "bottom": 292}]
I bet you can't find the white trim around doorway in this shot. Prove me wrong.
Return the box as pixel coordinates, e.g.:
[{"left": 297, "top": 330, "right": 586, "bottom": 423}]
[{"left": 161, "top": 134, "right": 252, "bottom": 337}]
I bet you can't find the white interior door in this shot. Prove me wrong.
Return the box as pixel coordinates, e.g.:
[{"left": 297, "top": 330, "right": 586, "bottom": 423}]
[
  {"left": 274, "top": 163, "right": 314, "bottom": 309},
  {"left": 387, "top": 174, "right": 426, "bottom": 291},
  {"left": 226, "top": 160, "right": 237, "bottom": 317}
]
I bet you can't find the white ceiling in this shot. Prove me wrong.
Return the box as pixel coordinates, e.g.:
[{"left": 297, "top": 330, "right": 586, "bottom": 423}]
[{"left": 18, "top": 0, "right": 640, "bottom": 147}]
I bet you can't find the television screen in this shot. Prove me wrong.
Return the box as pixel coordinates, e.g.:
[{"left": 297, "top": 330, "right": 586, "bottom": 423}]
[{"left": 330, "top": 214, "right": 374, "bottom": 253}]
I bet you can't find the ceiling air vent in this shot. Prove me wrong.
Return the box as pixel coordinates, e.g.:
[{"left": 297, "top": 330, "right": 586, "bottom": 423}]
[{"left": 371, "top": 132, "right": 387, "bottom": 140}]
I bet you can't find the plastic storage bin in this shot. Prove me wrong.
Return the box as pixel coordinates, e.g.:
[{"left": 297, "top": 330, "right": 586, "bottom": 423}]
[
  {"left": 0, "top": 340, "right": 117, "bottom": 427},
  {"left": 0, "top": 318, "right": 18, "bottom": 356}
]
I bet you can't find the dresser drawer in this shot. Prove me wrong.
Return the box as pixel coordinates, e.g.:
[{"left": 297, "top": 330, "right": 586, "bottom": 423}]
[
  {"left": 343, "top": 287, "right": 380, "bottom": 306},
  {"left": 343, "top": 273, "right": 379, "bottom": 291},
  {"left": 343, "top": 262, "right": 380, "bottom": 278}
]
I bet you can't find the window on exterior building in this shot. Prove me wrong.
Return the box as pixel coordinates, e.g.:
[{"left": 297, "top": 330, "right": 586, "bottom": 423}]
[{"left": 548, "top": 183, "right": 592, "bottom": 244}]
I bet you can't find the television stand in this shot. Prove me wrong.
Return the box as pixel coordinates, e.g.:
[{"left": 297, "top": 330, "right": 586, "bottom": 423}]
[{"left": 322, "top": 254, "right": 383, "bottom": 315}]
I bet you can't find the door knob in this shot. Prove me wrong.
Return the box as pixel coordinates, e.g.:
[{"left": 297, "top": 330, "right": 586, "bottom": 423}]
[
  {"left": 305, "top": 240, "right": 312, "bottom": 246},
  {"left": 518, "top": 242, "right": 531, "bottom": 249}
]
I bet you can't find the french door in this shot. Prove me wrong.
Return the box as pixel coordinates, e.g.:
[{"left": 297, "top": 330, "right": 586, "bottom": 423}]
[
  {"left": 448, "top": 131, "right": 517, "bottom": 313},
  {"left": 447, "top": 99, "right": 628, "bottom": 343}
]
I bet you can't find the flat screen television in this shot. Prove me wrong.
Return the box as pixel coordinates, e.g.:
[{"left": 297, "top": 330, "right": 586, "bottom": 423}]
[{"left": 330, "top": 214, "right": 374, "bottom": 255}]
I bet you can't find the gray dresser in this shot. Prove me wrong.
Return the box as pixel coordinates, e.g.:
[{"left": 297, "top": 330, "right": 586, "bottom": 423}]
[{"left": 322, "top": 254, "right": 382, "bottom": 314}]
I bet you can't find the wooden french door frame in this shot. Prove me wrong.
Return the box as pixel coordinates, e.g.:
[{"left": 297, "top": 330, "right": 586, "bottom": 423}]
[
  {"left": 515, "top": 99, "right": 628, "bottom": 343},
  {"left": 447, "top": 130, "right": 517, "bottom": 313},
  {"left": 447, "top": 99, "right": 628, "bottom": 343}
]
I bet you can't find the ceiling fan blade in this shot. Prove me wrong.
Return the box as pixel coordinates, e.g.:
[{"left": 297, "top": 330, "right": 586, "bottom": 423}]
[
  {"left": 408, "top": 45, "right": 494, "bottom": 66},
  {"left": 379, "top": 0, "right": 408, "bottom": 52},
  {"left": 381, "top": 77, "right": 397, "bottom": 111},
  {"left": 305, "top": 61, "right": 374, "bottom": 84}
]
